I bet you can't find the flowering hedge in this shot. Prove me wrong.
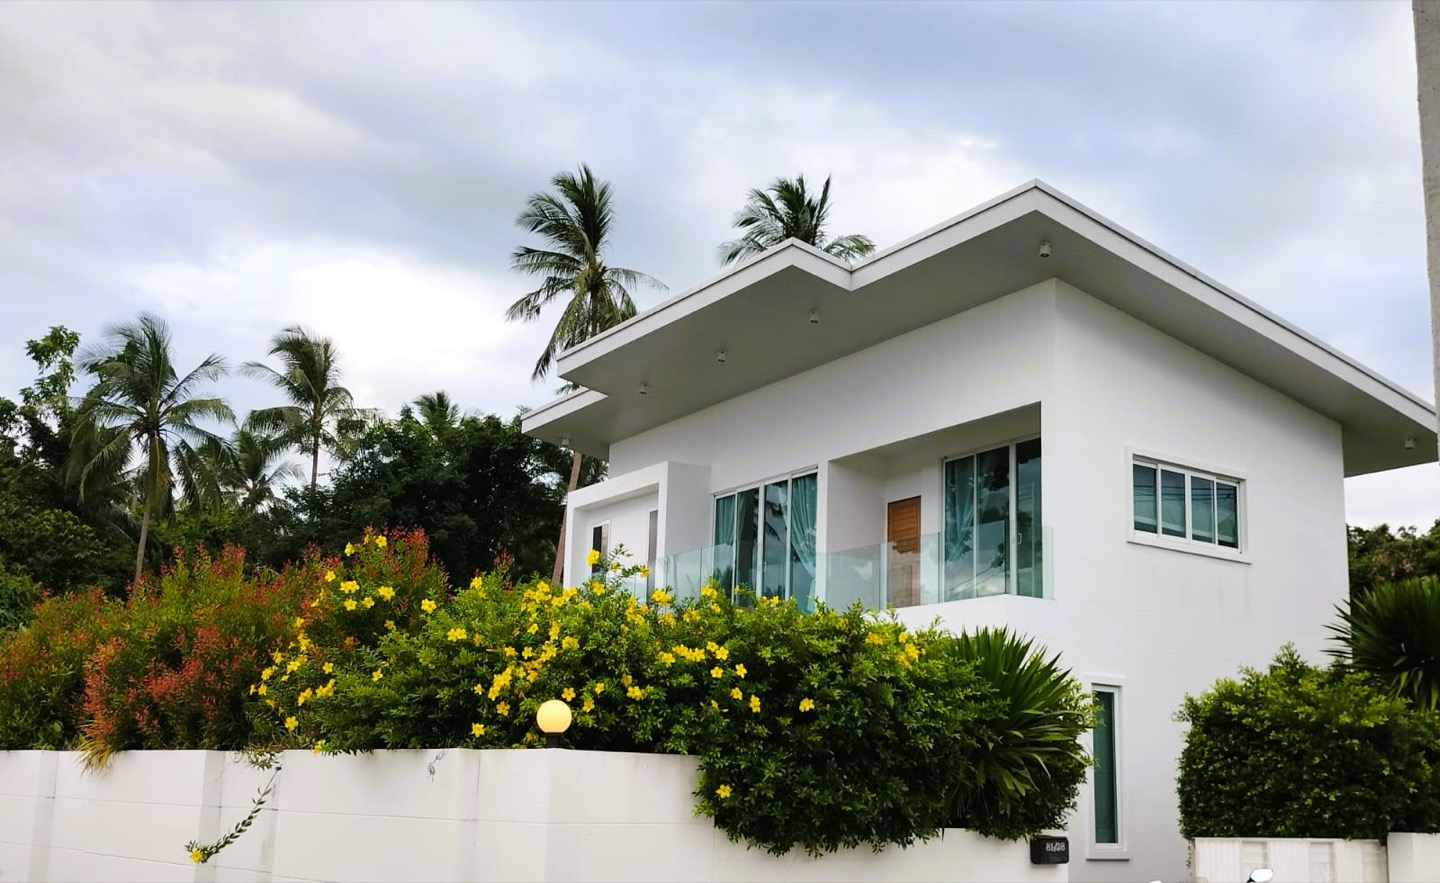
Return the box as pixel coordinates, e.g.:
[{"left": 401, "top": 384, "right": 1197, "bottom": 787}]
[
  {"left": 254, "top": 545, "right": 1092, "bottom": 855},
  {"left": 0, "top": 532, "right": 1092, "bottom": 857}
]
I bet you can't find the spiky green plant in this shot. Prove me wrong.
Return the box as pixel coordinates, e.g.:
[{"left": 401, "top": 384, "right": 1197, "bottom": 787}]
[
  {"left": 1328, "top": 576, "right": 1440, "bottom": 710},
  {"left": 943, "top": 626, "right": 1094, "bottom": 839}
]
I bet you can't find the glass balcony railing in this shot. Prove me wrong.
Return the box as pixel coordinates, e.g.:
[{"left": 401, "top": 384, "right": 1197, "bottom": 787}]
[{"left": 650, "top": 527, "right": 1051, "bottom": 611}]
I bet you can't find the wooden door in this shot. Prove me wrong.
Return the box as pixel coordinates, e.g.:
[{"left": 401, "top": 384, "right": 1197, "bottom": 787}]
[{"left": 886, "top": 497, "right": 921, "bottom": 608}]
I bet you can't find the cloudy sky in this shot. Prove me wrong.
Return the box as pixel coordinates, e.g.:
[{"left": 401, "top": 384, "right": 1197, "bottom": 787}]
[{"left": 0, "top": 0, "right": 1435, "bottom": 527}]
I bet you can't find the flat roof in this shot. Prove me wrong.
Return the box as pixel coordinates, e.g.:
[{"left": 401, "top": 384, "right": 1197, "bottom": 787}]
[{"left": 523, "top": 180, "right": 1436, "bottom": 477}]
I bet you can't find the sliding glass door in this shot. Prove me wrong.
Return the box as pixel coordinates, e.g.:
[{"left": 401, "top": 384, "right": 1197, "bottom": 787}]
[
  {"left": 943, "top": 438, "right": 1042, "bottom": 600},
  {"left": 713, "top": 472, "right": 816, "bottom": 607}
]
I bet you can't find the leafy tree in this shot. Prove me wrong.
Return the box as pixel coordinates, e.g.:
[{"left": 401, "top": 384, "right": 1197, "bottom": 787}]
[
  {"left": 298, "top": 409, "right": 573, "bottom": 581},
  {"left": 1348, "top": 521, "right": 1440, "bottom": 600},
  {"left": 70, "top": 313, "right": 234, "bottom": 584},
  {"left": 505, "top": 164, "right": 664, "bottom": 581},
  {"left": 0, "top": 327, "right": 134, "bottom": 594},
  {"left": 719, "top": 174, "right": 876, "bottom": 266},
  {"left": 243, "top": 326, "right": 356, "bottom": 493}
]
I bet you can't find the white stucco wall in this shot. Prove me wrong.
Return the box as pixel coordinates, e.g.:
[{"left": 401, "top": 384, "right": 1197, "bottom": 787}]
[
  {"left": 0, "top": 749, "right": 1059, "bottom": 883},
  {"left": 989, "top": 281, "right": 1344, "bottom": 883}
]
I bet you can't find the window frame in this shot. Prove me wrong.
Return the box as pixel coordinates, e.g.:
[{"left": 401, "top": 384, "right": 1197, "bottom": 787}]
[
  {"left": 940, "top": 433, "right": 1043, "bottom": 600},
  {"left": 1087, "top": 682, "right": 1128, "bottom": 860},
  {"left": 1126, "top": 447, "right": 1248, "bottom": 563},
  {"left": 589, "top": 522, "right": 611, "bottom": 578},
  {"left": 711, "top": 467, "right": 818, "bottom": 602}
]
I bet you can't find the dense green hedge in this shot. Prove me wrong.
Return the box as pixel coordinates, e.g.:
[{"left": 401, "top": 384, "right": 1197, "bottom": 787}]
[
  {"left": 0, "top": 532, "right": 1093, "bottom": 857},
  {"left": 1177, "top": 646, "right": 1440, "bottom": 840}
]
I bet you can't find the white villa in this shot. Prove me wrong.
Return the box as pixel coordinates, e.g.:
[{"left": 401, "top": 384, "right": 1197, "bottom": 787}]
[{"left": 521, "top": 181, "right": 1437, "bottom": 883}]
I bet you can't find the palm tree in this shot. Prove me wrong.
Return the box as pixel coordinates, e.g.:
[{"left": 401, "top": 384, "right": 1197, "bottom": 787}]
[
  {"left": 505, "top": 164, "right": 665, "bottom": 582},
  {"left": 719, "top": 174, "right": 876, "bottom": 266},
  {"left": 228, "top": 425, "right": 304, "bottom": 513},
  {"left": 414, "top": 391, "right": 461, "bottom": 436},
  {"left": 69, "top": 313, "right": 234, "bottom": 584},
  {"left": 242, "top": 326, "right": 356, "bottom": 494}
]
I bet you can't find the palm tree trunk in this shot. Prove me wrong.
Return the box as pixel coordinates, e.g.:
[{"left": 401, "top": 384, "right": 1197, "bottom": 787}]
[
  {"left": 1416, "top": 0, "right": 1440, "bottom": 475},
  {"left": 134, "top": 464, "right": 156, "bottom": 586},
  {"left": 550, "top": 450, "right": 583, "bottom": 585},
  {"left": 310, "top": 437, "right": 320, "bottom": 493}
]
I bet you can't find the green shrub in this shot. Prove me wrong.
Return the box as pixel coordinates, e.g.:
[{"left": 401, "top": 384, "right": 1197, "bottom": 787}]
[
  {"left": 0, "top": 559, "right": 41, "bottom": 633},
  {"left": 79, "top": 545, "right": 306, "bottom": 760},
  {"left": 1177, "top": 646, "right": 1440, "bottom": 839},
  {"left": 1329, "top": 576, "right": 1440, "bottom": 710},
  {"left": 0, "top": 588, "right": 117, "bottom": 749},
  {"left": 259, "top": 551, "right": 1092, "bottom": 856}
]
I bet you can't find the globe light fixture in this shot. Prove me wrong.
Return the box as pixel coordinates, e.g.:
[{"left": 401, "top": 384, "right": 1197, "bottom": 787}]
[{"left": 536, "top": 699, "right": 572, "bottom": 749}]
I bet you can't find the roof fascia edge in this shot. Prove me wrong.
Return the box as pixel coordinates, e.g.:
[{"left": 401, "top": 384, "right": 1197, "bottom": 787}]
[
  {"left": 555, "top": 244, "right": 853, "bottom": 377},
  {"left": 520, "top": 388, "right": 608, "bottom": 432},
  {"left": 1032, "top": 185, "right": 1435, "bottom": 418}
]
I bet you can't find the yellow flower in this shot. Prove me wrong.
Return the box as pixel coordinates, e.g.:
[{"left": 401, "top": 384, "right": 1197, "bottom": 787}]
[
  {"left": 325, "top": 570, "right": 336, "bottom": 583},
  {"left": 421, "top": 599, "right": 437, "bottom": 613},
  {"left": 905, "top": 642, "right": 920, "bottom": 661},
  {"left": 638, "top": 565, "right": 650, "bottom": 577},
  {"left": 190, "top": 848, "right": 205, "bottom": 863},
  {"left": 730, "top": 686, "right": 743, "bottom": 700},
  {"left": 372, "top": 669, "right": 383, "bottom": 681},
  {"left": 340, "top": 580, "right": 359, "bottom": 594},
  {"left": 711, "top": 666, "right": 723, "bottom": 679},
  {"left": 361, "top": 596, "right": 375, "bottom": 608},
  {"left": 561, "top": 686, "right": 576, "bottom": 702},
  {"left": 581, "top": 696, "right": 595, "bottom": 713},
  {"left": 627, "top": 685, "right": 644, "bottom": 700},
  {"left": 799, "top": 698, "right": 815, "bottom": 712},
  {"left": 257, "top": 684, "right": 267, "bottom": 696},
  {"left": 472, "top": 723, "right": 486, "bottom": 737},
  {"left": 714, "top": 646, "right": 729, "bottom": 661},
  {"left": 865, "top": 632, "right": 887, "bottom": 645},
  {"left": 749, "top": 694, "right": 761, "bottom": 713},
  {"left": 323, "top": 662, "right": 334, "bottom": 674},
  {"left": 586, "top": 548, "right": 601, "bottom": 566},
  {"left": 496, "top": 701, "right": 510, "bottom": 716},
  {"left": 470, "top": 576, "right": 484, "bottom": 590},
  {"left": 734, "top": 664, "right": 747, "bottom": 679},
  {"left": 561, "top": 636, "right": 579, "bottom": 651},
  {"left": 374, "top": 535, "right": 387, "bottom": 548},
  {"left": 345, "top": 543, "right": 355, "bottom": 556},
  {"left": 658, "top": 652, "right": 676, "bottom": 665},
  {"left": 447, "top": 627, "right": 467, "bottom": 642},
  {"left": 294, "top": 616, "right": 304, "bottom": 628},
  {"left": 285, "top": 716, "right": 298, "bottom": 731},
  {"left": 343, "top": 599, "right": 357, "bottom": 611},
  {"left": 297, "top": 688, "right": 313, "bottom": 706},
  {"left": 312, "top": 740, "right": 327, "bottom": 754},
  {"left": 384, "top": 620, "right": 395, "bottom": 630},
  {"left": 375, "top": 585, "right": 395, "bottom": 601},
  {"left": 503, "top": 646, "right": 518, "bottom": 657},
  {"left": 273, "top": 651, "right": 285, "bottom": 664},
  {"left": 715, "top": 784, "right": 732, "bottom": 799},
  {"left": 710, "top": 603, "right": 721, "bottom": 613},
  {"left": 549, "top": 621, "right": 561, "bottom": 641},
  {"left": 621, "top": 673, "right": 633, "bottom": 687},
  {"left": 650, "top": 588, "right": 672, "bottom": 605},
  {"left": 594, "top": 681, "right": 605, "bottom": 694},
  {"left": 700, "top": 585, "right": 717, "bottom": 600},
  {"left": 527, "top": 622, "right": 538, "bottom": 635},
  {"left": 261, "top": 666, "right": 275, "bottom": 681}
]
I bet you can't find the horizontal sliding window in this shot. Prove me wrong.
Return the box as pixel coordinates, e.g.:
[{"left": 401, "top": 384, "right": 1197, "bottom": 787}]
[{"left": 1132, "top": 458, "right": 1240, "bottom": 550}]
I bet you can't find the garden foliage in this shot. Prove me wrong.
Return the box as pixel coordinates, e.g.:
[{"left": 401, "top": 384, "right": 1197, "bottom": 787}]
[
  {"left": 1328, "top": 575, "right": 1440, "bottom": 711},
  {"left": 0, "top": 531, "right": 1093, "bottom": 857},
  {"left": 1177, "top": 646, "right": 1440, "bottom": 840}
]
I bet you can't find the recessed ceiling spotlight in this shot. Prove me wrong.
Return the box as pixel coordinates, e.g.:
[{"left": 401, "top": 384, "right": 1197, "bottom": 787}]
[
  {"left": 716, "top": 349, "right": 728, "bottom": 363},
  {"left": 638, "top": 382, "right": 649, "bottom": 396}
]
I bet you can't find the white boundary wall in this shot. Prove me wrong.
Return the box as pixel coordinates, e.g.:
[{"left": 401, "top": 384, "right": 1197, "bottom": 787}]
[
  {"left": 1191, "top": 835, "right": 1440, "bottom": 883},
  {"left": 0, "top": 749, "right": 1065, "bottom": 883}
]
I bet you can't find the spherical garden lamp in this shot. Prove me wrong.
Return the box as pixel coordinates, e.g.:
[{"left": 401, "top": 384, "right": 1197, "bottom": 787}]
[{"left": 536, "top": 699, "right": 572, "bottom": 749}]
